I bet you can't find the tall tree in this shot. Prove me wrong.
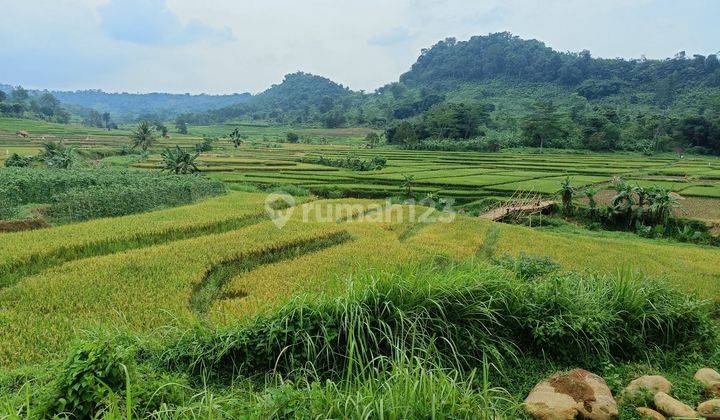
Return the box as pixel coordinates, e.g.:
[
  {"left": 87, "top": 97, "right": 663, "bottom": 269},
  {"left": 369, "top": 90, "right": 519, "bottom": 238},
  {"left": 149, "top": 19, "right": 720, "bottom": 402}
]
[
  {"left": 83, "top": 110, "right": 104, "bottom": 128},
  {"left": 102, "top": 112, "right": 112, "bottom": 130},
  {"left": 175, "top": 117, "right": 188, "bottom": 134},
  {"left": 11, "top": 86, "right": 29, "bottom": 104},
  {"left": 521, "top": 101, "right": 567, "bottom": 153}
]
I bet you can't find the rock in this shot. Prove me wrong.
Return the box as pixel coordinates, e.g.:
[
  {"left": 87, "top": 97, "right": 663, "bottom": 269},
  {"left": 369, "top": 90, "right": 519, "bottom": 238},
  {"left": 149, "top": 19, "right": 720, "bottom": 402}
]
[
  {"left": 623, "top": 375, "right": 672, "bottom": 399},
  {"left": 524, "top": 369, "right": 618, "bottom": 419},
  {"left": 698, "top": 399, "right": 720, "bottom": 419},
  {"left": 708, "top": 383, "right": 720, "bottom": 398},
  {"left": 653, "top": 392, "right": 698, "bottom": 418},
  {"left": 695, "top": 368, "right": 720, "bottom": 388},
  {"left": 634, "top": 407, "right": 665, "bottom": 420},
  {"left": 524, "top": 381, "right": 578, "bottom": 420}
]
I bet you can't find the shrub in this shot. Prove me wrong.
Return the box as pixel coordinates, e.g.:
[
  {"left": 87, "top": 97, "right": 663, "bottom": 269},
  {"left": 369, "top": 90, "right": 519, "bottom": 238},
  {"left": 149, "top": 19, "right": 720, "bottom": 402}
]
[
  {"left": 0, "top": 168, "right": 225, "bottom": 222},
  {"left": 39, "top": 142, "right": 75, "bottom": 169},
  {"left": 194, "top": 137, "right": 215, "bottom": 153},
  {"left": 4, "top": 153, "right": 31, "bottom": 168},
  {"left": 44, "top": 338, "right": 136, "bottom": 418},
  {"left": 160, "top": 146, "right": 200, "bottom": 174},
  {"left": 300, "top": 154, "right": 387, "bottom": 171},
  {"left": 286, "top": 132, "right": 300, "bottom": 143},
  {"left": 498, "top": 252, "right": 561, "bottom": 280}
]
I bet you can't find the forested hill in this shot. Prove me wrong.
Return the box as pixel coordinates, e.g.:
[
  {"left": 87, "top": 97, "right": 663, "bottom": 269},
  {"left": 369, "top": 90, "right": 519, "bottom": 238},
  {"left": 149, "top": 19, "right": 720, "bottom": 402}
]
[
  {"left": 51, "top": 90, "right": 252, "bottom": 123},
  {"left": 399, "top": 32, "right": 720, "bottom": 100},
  {"left": 182, "top": 72, "right": 361, "bottom": 126},
  {"left": 182, "top": 32, "right": 720, "bottom": 128},
  {"left": 0, "top": 84, "right": 252, "bottom": 123}
]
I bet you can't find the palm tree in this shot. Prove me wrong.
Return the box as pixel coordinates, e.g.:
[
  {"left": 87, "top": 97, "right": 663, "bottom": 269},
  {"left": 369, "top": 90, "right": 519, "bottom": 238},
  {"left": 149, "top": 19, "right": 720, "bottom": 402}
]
[
  {"left": 130, "top": 121, "right": 157, "bottom": 152},
  {"left": 229, "top": 128, "right": 245, "bottom": 148},
  {"left": 557, "top": 177, "right": 574, "bottom": 215},
  {"left": 160, "top": 146, "right": 199, "bottom": 174},
  {"left": 402, "top": 174, "right": 415, "bottom": 198}
]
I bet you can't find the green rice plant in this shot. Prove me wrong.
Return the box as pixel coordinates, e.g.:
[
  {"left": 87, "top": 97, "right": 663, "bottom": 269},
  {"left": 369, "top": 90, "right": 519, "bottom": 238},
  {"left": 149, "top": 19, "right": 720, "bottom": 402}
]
[
  {"left": 157, "top": 260, "right": 714, "bottom": 383},
  {"left": 190, "top": 231, "right": 353, "bottom": 316}
]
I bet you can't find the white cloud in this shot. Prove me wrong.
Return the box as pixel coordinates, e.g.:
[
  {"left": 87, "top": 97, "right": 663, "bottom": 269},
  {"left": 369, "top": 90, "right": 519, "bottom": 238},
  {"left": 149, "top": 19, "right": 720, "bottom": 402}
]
[{"left": 1, "top": 0, "right": 718, "bottom": 94}]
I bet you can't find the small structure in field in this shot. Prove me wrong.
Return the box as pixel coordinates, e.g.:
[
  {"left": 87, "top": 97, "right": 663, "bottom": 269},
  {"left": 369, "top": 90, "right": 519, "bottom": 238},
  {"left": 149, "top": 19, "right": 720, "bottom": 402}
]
[
  {"left": 16, "top": 130, "right": 29, "bottom": 138},
  {"left": 480, "top": 190, "right": 554, "bottom": 223}
]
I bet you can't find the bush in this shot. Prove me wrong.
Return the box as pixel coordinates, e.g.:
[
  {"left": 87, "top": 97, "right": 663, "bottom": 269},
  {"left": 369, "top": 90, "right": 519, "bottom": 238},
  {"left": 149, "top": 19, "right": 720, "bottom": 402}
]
[
  {"left": 300, "top": 154, "right": 387, "bottom": 171},
  {"left": 4, "top": 153, "right": 31, "bottom": 168},
  {"left": 194, "top": 137, "right": 215, "bottom": 152},
  {"left": 405, "top": 137, "right": 503, "bottom": 152},
  {"left": 0, "top": 168, "right": 225, "bottom": 221},
  {"left": 498, "top": 252, "right": 561, "bottom": 280},
  {"left": 286, "top": 132, "right": 300, "bottom": 143},
  {"left": 44, "top": 338, "right": 136, "bottom": 418}
]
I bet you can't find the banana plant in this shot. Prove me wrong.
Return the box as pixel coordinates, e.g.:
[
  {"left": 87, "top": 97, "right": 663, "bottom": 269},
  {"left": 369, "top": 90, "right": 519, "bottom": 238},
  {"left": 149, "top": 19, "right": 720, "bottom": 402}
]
[{"left": 160, "top": 146, "right": 200, "bottom": 174}]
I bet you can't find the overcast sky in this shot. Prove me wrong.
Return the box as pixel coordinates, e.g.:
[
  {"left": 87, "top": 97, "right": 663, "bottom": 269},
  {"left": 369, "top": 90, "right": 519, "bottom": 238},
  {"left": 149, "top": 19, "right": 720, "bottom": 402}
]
[{"left": 1, "top": 0, "right": 718, "bottom": 94}]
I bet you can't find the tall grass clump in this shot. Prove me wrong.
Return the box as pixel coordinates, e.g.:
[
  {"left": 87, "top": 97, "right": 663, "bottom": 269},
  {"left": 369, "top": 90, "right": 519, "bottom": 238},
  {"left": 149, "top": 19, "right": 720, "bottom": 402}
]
[
  {"left": 3, "top": 260, "right": 714, "bottom": 418},
  {"left": 156, "top": 260, "right": 714, "bottom": 384}
]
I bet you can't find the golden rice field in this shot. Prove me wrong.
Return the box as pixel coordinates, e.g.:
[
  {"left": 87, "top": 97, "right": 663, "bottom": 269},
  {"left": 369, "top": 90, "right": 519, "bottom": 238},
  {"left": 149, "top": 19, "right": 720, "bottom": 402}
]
[{"left": 1, "top": 191, "right": 719, "bottom": 368}]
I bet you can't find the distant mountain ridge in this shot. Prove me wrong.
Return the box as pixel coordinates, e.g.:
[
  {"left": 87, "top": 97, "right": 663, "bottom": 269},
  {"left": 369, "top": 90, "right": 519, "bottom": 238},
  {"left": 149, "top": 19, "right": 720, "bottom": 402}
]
[
  {"left": 4, "top": 32, "right": 720, "bottom": 127},
  {"left": 0, "top": 84, "right": 252, "bottom": 122}
]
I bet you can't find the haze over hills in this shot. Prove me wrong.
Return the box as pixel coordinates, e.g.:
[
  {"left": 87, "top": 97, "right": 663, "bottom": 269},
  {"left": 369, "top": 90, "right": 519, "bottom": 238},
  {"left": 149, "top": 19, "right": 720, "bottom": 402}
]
[
  {"left": 2, "top": 32, "right": 720, "bottom": 154},
  {"left": 178, "top": 33, "right": 720, "bottom": 136},
  {"left": 0, "top": 83, "right": 252, "bottom": 123},
  {"left": 4, "top": 32, "right": 718, "bottom": 123}
]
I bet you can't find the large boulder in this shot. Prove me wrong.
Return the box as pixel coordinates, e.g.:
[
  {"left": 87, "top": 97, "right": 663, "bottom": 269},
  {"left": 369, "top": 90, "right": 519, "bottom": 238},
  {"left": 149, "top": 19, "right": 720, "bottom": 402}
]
[
  {"left": 695, "top": 368, "right": 720, "bottom": 385},
  {"left": 524, "top": 369, "right": 618, "bottom": 419},
  {"left": 697, "top": 399, "right": 720, "bottom": 419},
  {"left": 695, "top": 368, "right": 720, "bottom": 398},
  {"left": 653, "top": 392, "right": 698, "bottom": 418},
  {"left": 622, "top": 375, "right": 672, "bottom": 400},
  {"left": 634, "top": 407, "right": 665, "bottom": 420}
]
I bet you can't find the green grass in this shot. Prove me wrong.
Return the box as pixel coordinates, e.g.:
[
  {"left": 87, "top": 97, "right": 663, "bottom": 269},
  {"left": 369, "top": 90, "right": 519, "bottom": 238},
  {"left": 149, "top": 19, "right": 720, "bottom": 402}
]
[{"left": 0, "top": 258, "right": 715, "bottom": 418}]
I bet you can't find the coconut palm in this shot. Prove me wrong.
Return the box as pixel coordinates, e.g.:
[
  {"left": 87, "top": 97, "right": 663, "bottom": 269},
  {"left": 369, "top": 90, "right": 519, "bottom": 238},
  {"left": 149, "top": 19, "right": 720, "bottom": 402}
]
[
  {"left": 160, "top": 146, "right": 199, "bottom": 174},
  {"left": 129, "top": 121, "right": 157, "bottom": 152}
]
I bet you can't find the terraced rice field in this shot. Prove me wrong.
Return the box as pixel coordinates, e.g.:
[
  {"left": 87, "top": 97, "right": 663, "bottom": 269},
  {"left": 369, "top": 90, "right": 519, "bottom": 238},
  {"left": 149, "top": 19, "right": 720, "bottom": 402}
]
[
  {"left": 146, "top": 145, "right": 720, "bottom": 208},
  {"left": 1, "top": 191, "right": 719, "bottom": 368}
]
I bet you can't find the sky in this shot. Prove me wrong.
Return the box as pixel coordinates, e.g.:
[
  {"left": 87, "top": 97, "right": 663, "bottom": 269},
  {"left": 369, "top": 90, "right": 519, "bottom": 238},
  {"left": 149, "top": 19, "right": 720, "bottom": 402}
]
[{"left": 1, "top": 0, "right": 719, "bottom": 94}]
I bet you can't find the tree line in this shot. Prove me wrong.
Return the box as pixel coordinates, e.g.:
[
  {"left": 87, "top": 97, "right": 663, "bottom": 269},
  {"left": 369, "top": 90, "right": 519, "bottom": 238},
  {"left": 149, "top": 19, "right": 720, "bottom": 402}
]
[{"left": 0, "top": 86, "right": 70, "bottom": 123}]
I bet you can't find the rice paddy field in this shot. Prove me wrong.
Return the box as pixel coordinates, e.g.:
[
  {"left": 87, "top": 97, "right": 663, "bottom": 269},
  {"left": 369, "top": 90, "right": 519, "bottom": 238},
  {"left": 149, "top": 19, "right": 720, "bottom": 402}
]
[
  {"left": 1, "top": 190, "right": 719, "bottom": 369},
  {"left": 2, "top": 117, "right": 720, "bottom": 418}
]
